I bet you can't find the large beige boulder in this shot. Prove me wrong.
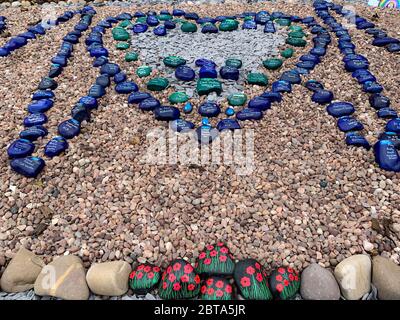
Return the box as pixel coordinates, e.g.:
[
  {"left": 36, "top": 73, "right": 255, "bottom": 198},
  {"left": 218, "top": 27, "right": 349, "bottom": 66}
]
[
  {"left": 34, "top": 255, "right": 89, "bottom": 300},
  {"left": 334, "top": 254, "right": 371, "bottom": 300},
  {"left": 0, "top": 247, "right": 45, "bottom": 293},
  {"left": 372, "top": 256, "right": 400, "bottom": 300},
  {"left": 86, "top": 261, "right": 131, "bottom": 296}
]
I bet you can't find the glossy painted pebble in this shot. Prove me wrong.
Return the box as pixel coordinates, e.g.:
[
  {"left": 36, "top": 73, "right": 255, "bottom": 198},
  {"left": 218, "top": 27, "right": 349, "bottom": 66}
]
[
  {"left": 337, "top": 116, "right": 364, "bottom": 132},
  {"left": 280, "top": 70, "right": 301, "bottom": 84},
  {"left": 175, "top": 65, "right": 195, "bottom": 81},
  {"left": 10, "top": 156, "right": 45, "bottom": 178},
  {"left": 272, "top": 80, "right": 292, "bottom": 93},
  {"left": 7, "top": 139, "right": 35, "bottom": 159},
  {"left": 369, "top": 93, "right": 390, "bottom": 110},
  {"left": 20, "top": 125, "right": 48, "bottom": 141},
  {"left": 225, "top": 58, "right": 242, "bottom": 69},
  {"left": 27, "top": 99, "right": 54, "bottom": 114},
  {"left": 236, "top": 108, "right": 263, "bottom": 121},
  {"left": 225, "top": 107, "right": 235, "bottom": 117},
  {"left": 386, "top": 118, "right": 400, "bottom": 134},
  {"left": 305, "top": 80, "right": 324, "bottom": 92},
  {"left": 78, "top": 96, "right": 98, "bottom": 110},
  {"left": 228, "top": 93, "right": 247, "bottom": 106},
  {"left": 326, "top": 102, "right": 355, "bottom": 117},
  {"left": 345, "top": 132, "right": 370, "bottom": 150},
  {"left": 100, "top": 63, "right": 120, "bottom": 76},
  {"left": 183, "top": 102, "right": 193, "bottom": 114},
  {"left": 217, "top": 119, "right": 240, "bottom": 131},
  {"left": 199, "top": 66, "right": 217, "bottom": 79},
  {"left": 147, "top": 78, "right": 169, "bottom": 91},
  {"left": 379, "top": 132, "right": 400, "bottom": 149},
  {"left": 128, "top": 92, "right": 152, "bottom": 104},
  {"left": 88, "top": 84, "right": 106, "bottom": 98},
  {"left": 44, "top": 136, "right": 69, "bottom": 157},
  {"left": 248, "top": 97, "right": 271, "bottom": 111},
  {"left": 373, "top": 140, "right": 400, "bottom": 172},
  {"left": 154, "top": 106, "right": 180, "bottom": 121},
  {"left": 263, "top": 58, "right": 283, "bottom": 70},
  {"left": 38, "top": 77, "right": 57, "bottom": 90},
  {"left": 170, "top": 119, "right": 195, "bottom": 132},
  {"left": 247, "top": 73, "right": 268, "bottom": 86},
  {"left": 377, "top": 108, "right": 398, "bottom": 119},
  {"left": 96, "top": 74, "right": 110, "bottom": 87},
  {"left": 200, "top": 277, "right": 233, "bottom": 300},
  {"left": 32, "top": 90, "right": 55, "bottom": 100},
  {"left": 198, "top": 102, "right": 221, "bottom": 117},
  {"left": 129, "top": 264, "right": 161, "bottom": 295},
  {"left": 196, "top": 78, "right": 222, "bottom": 96},
  {"left": 58, "top": 119, "right": 81, "bottom": 139},
  {"left": 169, "top": 92, "right": 189, "bottom": 104},
  {"left": 125, "top": 52, "right": 139, "bottom": 62},
  {"left": 219, "top": 66, "right": 239, "bottom": 81},
  {"left": 269, "top": 267, "right": 300, "bottom": 300},
  {"left": 115, "top": 81, "right": 138, "bottom": 94},
  {"left": 312, "top": 89, "right": 334, "bottom": 104},
  {"left": 138, "top": 98, "right": 160, "bottom": 111},
  {"left": 23, "top": 113, "right": 48, "bottom": 127},
  {"left": 136, "top": 66, "right": 152, "bottom": 78}
]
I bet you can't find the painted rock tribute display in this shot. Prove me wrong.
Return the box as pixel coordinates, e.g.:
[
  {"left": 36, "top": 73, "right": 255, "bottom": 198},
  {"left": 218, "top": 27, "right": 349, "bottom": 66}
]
[
  {"left": 268, "top": 267, "right": 300, "bottom": 300},
  {"left": 200, "top": 277, "right": 233, "bottom": 300},
  {"left": 129, "top": 264, "right": 161, "bottom": 295},
  {"left": 196, "top": 243, "right": 235, "bottom": 276}
]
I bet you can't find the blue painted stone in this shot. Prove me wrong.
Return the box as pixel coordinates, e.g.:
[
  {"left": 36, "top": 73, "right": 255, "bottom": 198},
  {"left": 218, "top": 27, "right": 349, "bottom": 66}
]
[
  {"left": 23, "top": 113, "right": 47, "bottom": 127},
  {"left": 343, "top": 54, "right": 367, "bottom": 63},
  {"left": 27, "top": 99, "right": 54, "bottom": 114},
  {"left": 280, "top": 70, "right": 301, "bottom": 84},
  {"left": 236, "top": 108, "right": 263, "bottom": 121},
  {"left": 10, "top": 156, "right": 45, "bottom": 178},
  {"left": 357, "top": 21, "right": 375, "bottom": 30},
  {"left": 272, "top": 80, "right": 292, "bottom": 93},
  {"left": 352, "top": 69, "right": 376, "bottom": 84},
  {"left": 338, "top": 41, "right": 355, "bottom": 51},
  {"left": 195, "top": 58, "right": 216, "bottom": 68},
  {"left": 19, "top": 31, "right": 36, "bottom": 40},
  {"left": 90, "top": 47, "right": 108, "bottom": 58},
  {"left": 310, "top": 47, "right": 326, "bottom": 56},
  {"left": 63, "top": 34, "right": 79, "bottom": 44},
  {"left": 184, "top": 12, "right": 199, "bottom": 20},
  {"left": 196, "top": 126, "right": 218, "bottom": 144},
  {"left": 164, "top": 21, "right": 176, "bottom": 29},
  {"left": 44, "top": 136, "right": 69, "bottom": 158},
  {"left": 173, "top": 9, "right": 185, "bottom": 16},
  {"left": 378, "top": 108, "right": 398, "bottom": 119},
  {"left": 100, "top": 63, "right": 120, "bottom": 76},
  {"left": 78, "top": 96, "right": 98, "bottom": 110},
  {"left": 260, "top": 91, "right": 282, "bottom": 103},
  {"left": 296, "top": 60, "right": 316, "bottom": 70},
  {"left": 175, "top": 65, "right": 195, "bottom": 81},
  {"left": 369, "top": 94, "right": 390, "bottom": 110},
  {"left": 58, "top": 119, "right": 81, "bottom": 139},
  {"left": 182, "top": 102, "right": 192, "bottom": 114},
  {"left": 114, "top": 72, "right": 127, "bottom": 84},
  {"left": 199, "top": 66, "right": 217, "bottom": 78},
  {"left": 264, "top": 21, "right": 275, "bottom": 33},
  {"left": 198, "top": 102, "right": 221, "bottom": 117},
  {"left": 115, "top": 81, "right": 138, "bottom": 94},
  {"left": 248, "top": 97, "right": 271, "bottom": 111},
  {"left": 32, "top": 90, "right": 54, "bottom": 100},
  {"left": 243, "top": 20, "right": 257, "bottom": 29},
  {"left": 300, "top": 54, "right": 321, "bottom": 64},
  {"left": 116, "top": 13, "right": 132, "bottom": 20},
  {"left": 146, "top": 15, "right": 159, "bottom": 26},
  {"left": 93, "top": 56, "right": 108, "bottom": 67},
  {"left": 4, "top": 36, "right": 27, "bottom": 51},
  {"left": 217, "top": 119, "right": 240, "bottom": 131},
  {"left": 337, "top": 116, "right": 364, "bottom": 132},
  {"left": 96, "top": 74, "right": 110, "bottom": 87},
  {"left": 7, "top": 139, "right": 35, "bottom": 159},
  {"left": 170, "top": 119, "right": 195, "bottom": 132},
  {"left": 154, "top": 25, "right": 167, "bottom": 36},
  {"left": 98, "top": 20, "right": 112, "bottom": 28},
  {"left": 202, "top": 24, "right": 218, "bottom": 33},
  {"left": 136, "top": 97, "right": 160, "bottom": 111},
  {"left": 373, "top": 140, "right": 400, "bottom": 172},
  {"left": 225, "top": 107, "right": 235, "bottom": 116},
  {"left": 255, "top": 11, "right": 270, "bottom": 25},
  {"left": 379, "top": 132, "right": 400, "bottom": 149},
  {"left": 345, "top": 132, "right": 370, "bottom": 150},
  {"left": 88, "top": 84, "right": 106, "bottom": 98},
  {"left": 345, "top": 59, "right": 369, "bottom": 72},
  {"left": 326, "top": 102, "right": 355, "bottom": 117},
  {"left": 312, "top": 90, "right": 334, "bottom": 104},
  {"left": 132, "top": 23, "right": 148, "bottom": 33},
  {"left": 372, "top": 37, "right": 399, "bottom": 47},
  {"left": 386, "top": 118, "right": 400, "bottom": 134},
  {"left": 28, "top": 24, "right": 45, "bottom": 35},
  {"left": 387, "top": 43, "right": 400, "bottom": 53},
  {"left": 128, "top": 92, "right": 152, "bottom": 104},
  {"left": 197, "top": 17, "right": 217, "bottom": 24},
  {"left": 71, "top": 104, "right": 90, "bottom": 122},
  {"left": 202, "top": 118, "right": 210, "bottom": 126},
  {"left": 363, "top": 81, "right": 383, "bottom": 94},
  {"left": 38, "top": 77, "right": 57, "bottom": 90},
  {"left": 154, "top": 106, "right": 180, "bottom": 121},
  {"left": 0, "top": 48, "right": 10, "bottom": 57},
  {"left": 48, "top": 65, "right": 62, "bottom": 78},
  {"left": 219, "top": 66, "right": 239, "bottom": 81},
  {"left": 20, "top": 125, "right": 48, "bottom": 141}
]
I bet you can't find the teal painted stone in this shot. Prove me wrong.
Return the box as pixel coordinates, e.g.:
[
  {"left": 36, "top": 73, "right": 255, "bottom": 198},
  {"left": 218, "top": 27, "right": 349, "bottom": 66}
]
[
  {"left": 116, "top": 42, "right": 130, "bottom": 50},
  {"left": 247, "top": 73, "right": 268, "bottom": 86},
  {"left": 227, "top": 93, "right": 247, "bottom": 106},
  {"left": 136, "top": 17, "right": 147, "bottom": 23},
  {"left": 163, "top": 56, "right": 186, "bottom": 68},
  {"left": 281, "top": 48, "right": 294, "bottom": 58},
  {"left": 118, "top": 20, "right": 132, "bottom": 28},
  {"left": 289, "top": 25, "right": 303, "bottom": 32},
  {"left": 169, "top": 92, "right": 189, "bottom": 104},
  {"left": 263, "top": 58, "right": 283, "bottom": 70},
  {"left": 219, "top": 19, "right": 238, "bottom": 31},
  {"left": 225, "top": 58, "right": 242, "bottom": 69},
  {"left": 197, "top": 78, "right": 222, "bottom": 96},
  {"left": 112, "top": 27, "right": 130, "bottom": 41},
  {"left": 275, "top": 18, "right": 291, "bottom": 26},
  {"left": 288, "top": 30, "right": 306, "bottom": 38},
  {"left": 147, "top": 77, "right": 169, "bottom": 91},
  {"left": 125, "top": 52, "right": 138, "bottom": 62},
  {"left": 286, "top": 37, "right": 307, "bottom": 47},
  {"left": 157, "top": 14, "right": 173, "bottom": 21},
  {"left": 181, "top": 22, "right": 197, "bottom": 32},
  {"left": 136, "top": 66, "right": 152, "bottom": 78}
]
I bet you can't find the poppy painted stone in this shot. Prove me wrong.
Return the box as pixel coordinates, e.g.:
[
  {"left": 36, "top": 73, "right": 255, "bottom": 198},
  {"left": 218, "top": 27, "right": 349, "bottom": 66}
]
[
  {"left": 236, "top": 108, "right": 263, "bottom": 121},
  {"left": 268, "top": 267, "right": 300, "bottom": 300},
  {"left": 219, "top": 19, "right": 239, "bottom": 31},
  {"left": 128, "top": 92, "right": 152, "bottom": 104},
  {"left": 225, "top": 58, "right": 242, "bottom": 69},
  {"left": 233, "top": 259, "right": 272, "bottom": 300},
  {"left": 373, "top": 140, "right": 400, "bottom": 172},
  {"left": 377, "top": 108, "right": 398, "bottom": 119},
  {"left": 139, "top": 98, "right": 161, "bottom": 111},
  {"left": 20, "top": 126, "right": 48, "bottom": 141},
  {"left": 196, "top": 243, "right": 235, "bottom": 276},
  {"left": 263, "top": 58, "right": 283, "bottom": 70},
  {"left": 305, "top": 80, "right": 324, "bottom": 92},
  {"left": 44, "top": 136, "right": 69, "bottom": 157},
  {"left": 169, "top": 92, "right": 189, "bottom": 104},
  {"left": 198, "top": 102, "right": 221, "bottom": 117},
  {"left": 154, "top": 106, "right": 180, "bottom": 121},
  {"left": 136, "top": 66, "right": 152, "bottom": 78},
  {"left": 312, "top": 89, "right": 334, "bottom": 104},
  {"left": 369, "top": 94, "right": 390, "bottom": 110},
  {"left": 114, "top": 72, "right": 127, "bottom": 84},
  {"left": 23, "top": 113, "right": 48, "bottom": 127},
  {"left": 27, "top": 99, "right": 54, "bottom": 114},
  {"left": 170, "top": 119, "right": 195, "bottom": 132},
  {"left": 181, "top": 22, "right": 197, "bottom": 33},
  {"left": 125, "top": 52, "right": 138, "bottom": 62},
  {"left": 159, "top": 259, "right": 200, "bottom": 300},
  {"left": 132, "top": 23, "right": 148, "bottom": 33},
  {"left": 129, "top": 264, "right": 161, "bottom": 295},
  {"left": 345, "top": 132, "right": 370, "bottom": 150},
  {"left": 281, "top": 48, "right": 294, "bottom": 58},
  {"left": 96, "top": 74, "right": 110, "bottom": 87},
  {"left": 248, "top": 97, "right": 271, "bottom": 111},
  {"left": 217, "top": 119, "right": 240, "bottom": 131},
  {"left": 58, "top": 119, "right": 81, "bottom": 139},
  {"left": 7, "top": 139, "right": 35, "bottom": 159},
  {"left": 337, "top": 116, "right": 364, "bottom": 132},
  {"left": 247, "top": 73, "right": 268, "bottom": 86},
  {"left": 100, "top": 63, "right": 120, "bottom": 76},
  {"left": 10, "top": 156, "right": 45, "bottom": 178},
  {"left": 200, "top": 277, "right": 233, "bottom": 300},
  {"left": 32, "top": 90, "right": 55, "bottom": 101},
  {"left": 386, "top": 118, "right": 400, "bottom": 134},
  {"left": 147, "top": 78, "right": 169, "bottom": 91},
  {"left": 272, "top": 80, "right": 292, "bottom": 93},
  {"left": 38, "top": 77, "right": 57, "bottom": 90},
  {"left": 115, "top": 81, "right": 138, "bottom": 94},
  {"left": 175, "top": 65, "right": 195, "bottom": 81},
  {"left": 196, "top": 78, "right": 222, "bottom": 96},
  {"left": 228, "top": 93, "right": 247, "bottom": 106},
  {"left": 326, "top": 102, "right": 355, "bottom": 118}
]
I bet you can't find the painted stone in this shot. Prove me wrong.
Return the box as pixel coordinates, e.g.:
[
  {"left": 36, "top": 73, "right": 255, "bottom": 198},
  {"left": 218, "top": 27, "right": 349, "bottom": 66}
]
[
  {"left": 7, "top": 139, "right": 35, "bottom": 159},
  {"left": 10, "top": 156, "right": 45, "bottom": 178},
  {"left": 114, "top": 72, "right": 127, "bottom": 84},
  {"left": 136, "top": 66, "right": 152, "bottom": 78},
  {"left": 369, "top": 93, "right": 390, "bottom": 110},
  {"left": 281, "top": 48, "right": 294, "bottom": 58},
  {"left": 146, "top": 15, "right": 159, "bottom": 27},
  {"left": 219, "top": 19, "right": 239, "bottom": 31},
  {"left": 154, "top": 25, "right": 167, "bottom": 36},
  {"left": 154, "top": 106, "right": 180, "bottom": 121},
  {"left": 195, "top": 58, "right": 216, "bottom": 68},
  {"left": 147, "top": 78, "right": 169, "bottom": 91},
  {"left": 219, "top": 66, "right": 239, "bottom": 80},
  {"left": 129, "top": 264, "right": 161, "bottom": 295},
  {"left": 337, "top": 116, "right": 364, "bottom": 132},
  {"left": 200, "top": 277, "right": 233, "bottom": 300},
  {"left": 44, "top": 136, "right": 68, "bottom": 157},
  {"left": 128, "top": 92, "right": 152, "bottom": 104},
  {"left": 32, "top": 90, "right": 54, "bottom": 100},
  {"left": 58, "top": 119, "right": 81, "bottom": 139},
  {"left": 112, "top": 27, "right": 130, "bottom": 41},
  {"left": 38, "top": 77, "right": 57, "bottom": 90},
  {"left": 100, "top": 63, "right": 120, "bottom": 76},
  {"left": 374, "top": 140, "right": 400, "bottom": 172},
  {"left": 170, "top": 119, "right": 195, "bottom": 132},
  {"left": 305, "top": 80, "right": 324, "bottom": 92},
  {"left": 163, "top": 55, "right": 186, "bottom": 68},
  {"left": 263, "top": 58, "right": 283, "bottom": 70},
  {"left": 386, "top": 118, "right": 400, "bottom": 134},
  {"left": 272, "top": 80, "right": 292, "bottom": 93},
  {"left": 228, "top": 93, "right": 247, "bottom": 106},
  {"left": 275, "top": 18, "right": 291, "bottom": 26},
  {"left": 312, "top": 89, "right": 334, "bottom": 104},
  {"left": 234, "top": 259, "right": 272, "bottom": 300},
  {"left": 378, "top": 108, "right": 398, "bottom": 119},
  {"left": 260, "top": 91, "right": 282, "bottom": 103},
  {"left": 93, "top": 56, "right": 108, "bottom": 68},
  {"left": 27, "top": 99, "right": 53, "bottom": 114},
  {"left": 20, "top": 125, "right": 48, "bottom": 141},
  {"left": 236, "top": 108, "right": 263, "bottom": 121},
  {"left": 197, "top": 78, "right": 222, "bottom": 96},
  {"left": 264, "top": 21, "right": 276, "bottom": 33},
  {"left": 247, "top": 73, "right": 268, "bottom": 86},
  {"left": 225, "top": 58, "right": 242, "bottom": 69},
  {"left": 202, "top": 23, "right": 218, "bottom": 34},
  {"left": 71, "top": 104, "right": 90, "bottom": 123},
  {"left": 88, "top": 84, "right": 106, "bottom": 98},
  {"left": 132, "top": 23, "right": 148, "bottom": 33},
  {"left": 183, "top": 102, "right": 193, "bottom": 114},
  {"left": 345, "top": 132, "right": 370, "bottom": 150},
  {"left": 158, "top": 259, "right": 201, "bottom": 300},
  {"left": 23, "top": 113, "right": 48, "bottom": 127},
  {"left": 363, "top": 81, "right": 383, "bottom": 94},
  {"left": 269, "top": 267, "right": 300, "bottom": 300},
  {"left": 225, "top": 108, "right": 235, "bottom": 117},
  {"left": 248, "top": 97, "right": 271, "bottom": 111},
  {"left": 175, "top": 65, "right": 195, "bottom": 81},
  {"left": 217, "top": 119, "right": 240, "bottom": 131},
  {"left": 181, "top": 22, "right": 197, "bottom": 33},
  {"left": 96, "top": 75, "right": 110, "bottom": 87},
  {"left": 115, "top": 42, "right": 130, "bottom": 50},
  {"left": 379, "top": 132, "right": 400, "bottom": 149},
  {"left": 164, "top": 21, "right": 176, "bottom": 30},
  {"left": 286, "top": 37, "right": 307, "bottom": 47},
  {"left": 326, "top": 102, "right": 355, "bottom": 117},
  {"left": 243, "top": 20, "right": 257, "bottom": 30},
  {"left": 115, "top": 82, "right": 138, "bottom": 94},
  {"left": 169, "top": 92, "right": 189, "bottom": 104},
  {"left": 280, "top": 70, "right": 301, "bottom": 84},
  {"left": 138, "top": 98, "right": 160, "bottom": 111}
]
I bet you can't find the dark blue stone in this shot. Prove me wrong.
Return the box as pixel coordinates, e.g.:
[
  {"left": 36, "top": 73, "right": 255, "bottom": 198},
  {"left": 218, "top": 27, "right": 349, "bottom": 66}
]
[
  {"left": 0, "top": 47, "right": 10, "bottom": 57},
  {"left": 7, "top": 139, "right": 35, "bottom": 159},
  {"left": 138, "top": 97, "right": 160, "bottom": 111},
  {"left": 326, "top": 102, "right": 355, "bottom": 117},
  {"left": 378, "top": 108, "right": 398, "bottom": 119},
  {"left": 312, "top": 89, "right": 334, "bottom": 104},
  {"left": 345, "top": 59, "right": 369, "bottom": 72},
  {"left": 260, "top": 91, "right": 282, "bottom": 103},
  {"left": 280, "top": 70, "right": 301, "bottom": 84},
  {"left": 116, "top": 12, "right": 132, "bottom": 20},
  {"left": 100, "top": 63, "right": 120, "bottom": 76},
  {"left": 300, "top": 54, "right": 320, "bottom": 64},
  {"left": 343, "top": 54, "right": 367, "bottom": 63},
  {"left": 78, "top": 96, "right": 98, "bottom": 109},
  {"left": 128, "top": 92, "right": 152, "bottom": 104},
  {"left": 248, "top": 97, "right": 271, "bottom": 111},
  {"left": 115, "top": 81, "right": 138, "bottom": 94},
  {"left": 172, "top": 9, "right": 185, "bottom": 16},
  {"left": 310, "top": 47, "right": 326, "bottom": 56},
  {"left": 58, "top": 119, "right": 81, "bottom": 139},
  {"left": 219, "top": 66, "right": 239, "bottom": 81},
  {"left": 132, "top": 23, "right": 148, "bottom": 33},
  {"left": 296, "top": 60, "right": 316, "bottom": 70},
  {"left": 170, "top": 119, "right": 195, "bottom": 132},
  {"left": 4, "top": 36, "right": 27, "bottom": 51},
  {"left": 90, "top": 47, "right": 108, "bottom": 58},
  {"left": 386, "top": 118, "right": 400, "bottom": 134},
  {"left": 236, "top": 108, "right": 263, "bottom": 121},
  {"left": 146, "top": 15, "right": 159, "bottom": 26},
  {"left": 184, "top": 12, "right": 199, "bottom": 20},
  {"left": 387, "top": 43, "right": 400, "bottom": 53},
  {"left": 195, "top": 58, "right": 216, "bottom": 68},
  {"left": 154, "top": 106, "right": 180, "bottom": 121},
  {"left": 337, "top": 116, "right": 364, "bottom": 132},
  {"left": 243, "top": 20, "right": 257, "bottom": 30},
  {"left": 63, "top": 34, "right": 79, "bottom": 44},
  {"left": 202, "top": 24, "right": 218, "bottom": 33},
  {"left": 363, "top": 81, "right": 383, "bottom": 94},
  {"left": 255, "top": 11, "right": 270, "bottom": 25},
  {"left": 199, "top": 66, "right": 217, "bottom": 78},
  {"left": 369, "top": 93, "right": 390, "bottom": 110},
  {"left": 32, "top": 90, "right": 54, "bottom": 100},
  {"left": 373, "top": 140, "right": 400, "bottom": 172},
  {"left": 20, "top": 125, "right": 48, "bottom": 141},
  {"left": 27, "top": 99, "right": 53, "bottom": 114},
  {"left": 175, "top": 65, "right": 195, "bottom": 81},
  {"left": 164, "top": 21, "right": 176, "bottom": 29},
  {"left": 71, "top": 104, "right": 90, "bottom": 122},
  {"left": 38, "top": 77, "right": 57, "bottom": 90},
  {"left": 198, "top": 102, "right": 221, "bottom": 117},
  {"left": 88, "top": 84, "right": 106, "bottom": 98},
  {"left": 272, "top": 80, "right": 292, "bottom": 93},
  {"left": 217, "top": 119, "right": 241, "bottom": 131},
  {"left": 28, "top": 24, "right": 45, "bottom": 35},
  {"left": 263, "top": 21, "right": 275, "bottom": 33},
  {"left": 19, "top": 31, "right": 36, "bottom": 40},
  {"left": 345, "top": 132, "right": 370, "bottom": 150},
  {"left": 197, "top": 17, "right": 217, "bottom": 24},
  {"left": 96, "top": 74, "right": 110, "bottom": 87},
  {"left": 114, "top": 72, "right": 127, "bottom": 84},
  {"left": 10, "top": 156, "right": 45, "bottom": 178},
  {"left": 372, "top": 37, "right": 399, "bottom": 47},
  {"left": 352, "top": 69, "right": 376, "bottom": 84},
  {"left": 154, "top": 25, "right": 167, "bottom": 36},
  {"left": 379, "top": 132, "right": 400, "bottom": 149},
  {"left": 23, "top": 113, "right": 48, "bottom": 127},
  {"left": 48, "top": 65, "right": 63, "bottom": 78}
]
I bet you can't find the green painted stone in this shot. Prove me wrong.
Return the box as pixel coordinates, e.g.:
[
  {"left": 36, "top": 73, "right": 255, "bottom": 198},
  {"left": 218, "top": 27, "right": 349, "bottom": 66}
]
[
  {"left": 263, "top": 58, "right": 283, "bottom": 70},
  {"left": 197, "top": 78, "right": 222, "bottom": 96},
  {"left": 228, "top": 93, "right": 247, "bottom": 106},
  {"left": 136, "top": 66, "right": 152, "bottom": 78},
  {"left": 225, "top": 58, "right": 242, "bottom": 69},
  {"left": 163, "top": 56, "right": 186, "bottom": 68},
  {"left": 173, "top": 18, "right": 185, "bottom": 24},
  {"left": 169, "top": 92, "right": 189, "bottom": 104},
  {"left": 147, "top": 77, "right": 169, "bottom": 91},
  {"left": 244, "top": 16, "right": 254, "bottom": 21},
  {"left": 129, "top": 264, "right": 161, "bottom": 295},
  {"left": 112, "top": 27, "right": 130, "bottom": 41},
  {"left": 219, "top": 19, "right": 239, "bottom": 31},
  {"left": 281, "top": 48, "right": 295, "bottom": 58},
  {"left": 288, "top": 31, "right": 306, "bottom": 38},
  {"left": 286, "top": 37, "right": 307, "bottom": 47},
  {"left": 269, "top": 267, "right": 300, "bottom": 300},
  {"left": 247, "top": 73, "right": 268, "bottom": 86},
  {"left": 157, "top": 14, "right": 172, "bottom": 21},
  {"left": 181, "top": 22, "right": 197, "bottom": 33},
  {"left": 116, "top": 42, "right": 130, "bottom": 50},
  {"left": 125, "top": 52, "right": 138, "bottom": 62},
  {"left": 195, "top": 243, "right": 235, "bottom": 276},
  {"left": 275, "top": 18, "right": 291, "bottom": 26},
  {"left": 136, "top": 17, "right": 147, "bottom": 24},
  {"left": 118, "top": 19, "right": 132, "bottom": 28},
  {"left": 289, "top": 25, "right": 303, "bottom": 32}
]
